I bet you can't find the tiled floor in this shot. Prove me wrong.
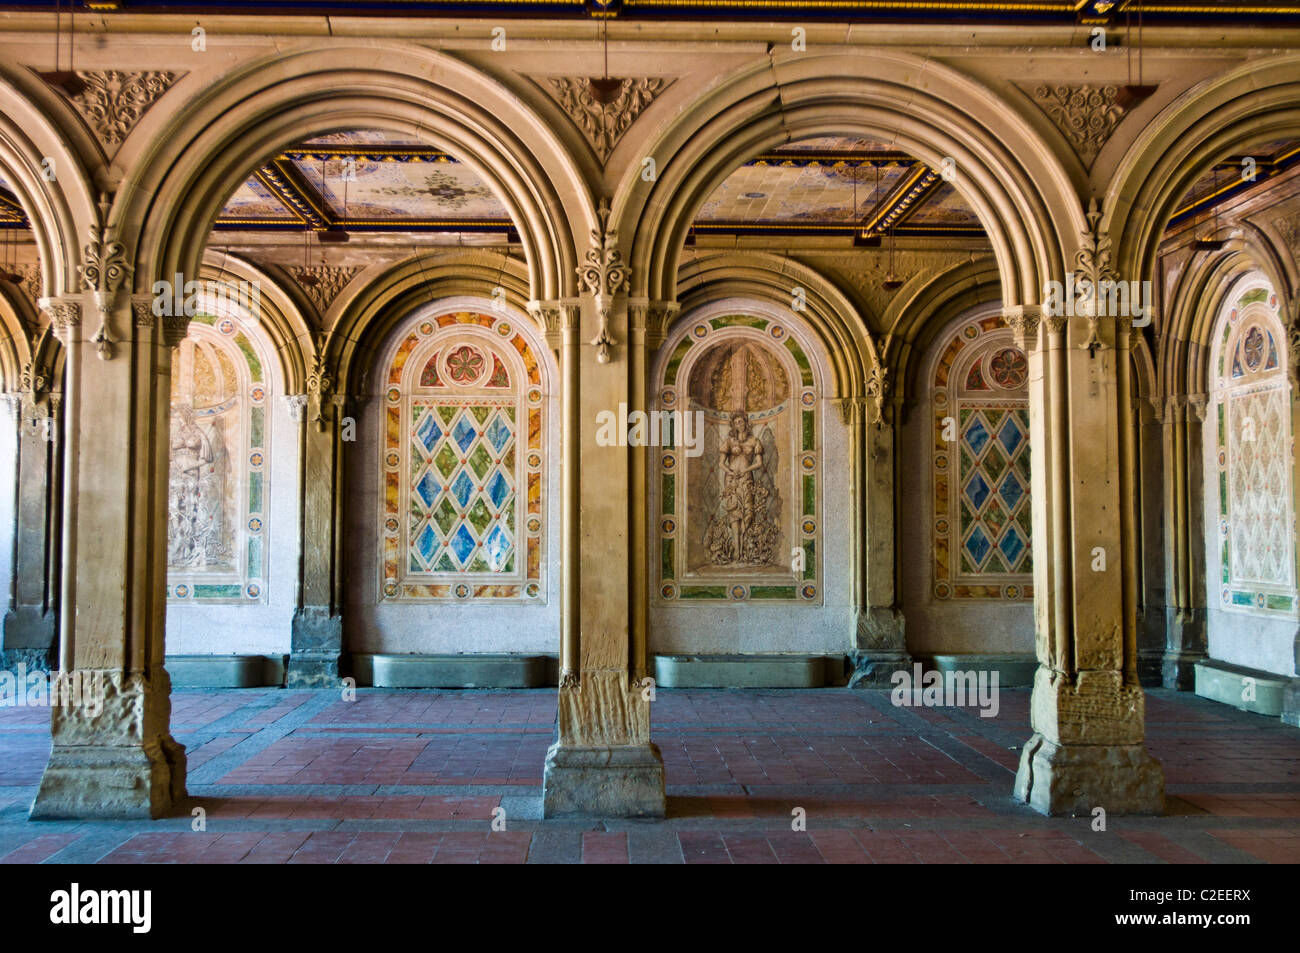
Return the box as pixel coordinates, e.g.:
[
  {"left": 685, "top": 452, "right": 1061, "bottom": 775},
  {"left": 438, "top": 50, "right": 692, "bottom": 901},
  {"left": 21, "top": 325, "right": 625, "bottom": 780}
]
[{"left": 1, "top": 687, "right": 1297, "bottom": 863}]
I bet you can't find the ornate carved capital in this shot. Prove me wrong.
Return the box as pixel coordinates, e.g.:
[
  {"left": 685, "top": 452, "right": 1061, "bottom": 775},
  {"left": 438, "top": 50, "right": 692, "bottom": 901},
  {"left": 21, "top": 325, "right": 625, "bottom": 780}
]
[
  {"left": 1003, "top": 305, "right": 1043, "bottom": 350},
  {"left": 1186, "top": 393, "right": 1209, "bottom": 423},
  {"left": 832, "top": 395, "right": 866, "bottom": 427},
  {"left": 40, "top": 297, "right": 81, "bottom": 345},
  {"left": 628, "top": 299, "right": 679, "bottom": 351},
  {"left": 283, "top": 394, "right": 308, "bottom": 425},
  {"left": 540, "top": 76, "right": 672, "bottom": 163},
  {"left": 864, "top": 363, "right": 893, "bottom": 428}
]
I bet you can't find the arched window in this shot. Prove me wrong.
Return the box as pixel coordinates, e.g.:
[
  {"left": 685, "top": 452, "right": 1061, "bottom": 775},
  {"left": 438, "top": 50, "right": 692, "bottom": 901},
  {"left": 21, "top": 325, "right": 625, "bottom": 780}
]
[
  {"left": 167, "top": 312, "right": 272, "bottom": 603},
  {"left": 379, "top": 311, "right": 545, "bottom": 602},
  {"left": 1208, "top": 277, "right": 1296, "bottom": 615},
  {"left": 930, "top": 314, "right": 1033, "bottom": 602},
  {"left": 654, "top": 312, "right": 820, "bottom": 604}
]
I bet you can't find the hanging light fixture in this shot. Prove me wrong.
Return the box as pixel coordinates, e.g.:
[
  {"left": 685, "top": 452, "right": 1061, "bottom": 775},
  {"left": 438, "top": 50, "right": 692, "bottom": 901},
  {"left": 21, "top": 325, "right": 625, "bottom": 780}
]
[
  {"left": 1116, "top": 3, "right": 1156, "bottom": 111},
  {"left": 38, "top": 0, "right": 87, "bottom": 97},
  {"left": 298, "top": 223, "right": 319, "bottom": 287},
  {"left": 588, "top": 6, "right": 623, "bottom": 106}
]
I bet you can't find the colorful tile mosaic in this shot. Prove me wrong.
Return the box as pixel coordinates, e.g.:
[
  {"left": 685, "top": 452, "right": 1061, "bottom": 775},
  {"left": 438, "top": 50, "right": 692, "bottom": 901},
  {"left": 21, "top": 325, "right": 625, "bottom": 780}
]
[
  {"left": 655, "top": 314, "right": 820, "bottom": 604},
  {"left": 932, "top": 316, "right": 1033, "bottom": 601},
  {"left": 167, "top": 313, "right": 270, "bottom": 604},
  {"left": 381, "top": 312, "right": 545, "bottom": 602},
  {"left": 1211, "top": 282, "right": 1296, "bottom": 615}
]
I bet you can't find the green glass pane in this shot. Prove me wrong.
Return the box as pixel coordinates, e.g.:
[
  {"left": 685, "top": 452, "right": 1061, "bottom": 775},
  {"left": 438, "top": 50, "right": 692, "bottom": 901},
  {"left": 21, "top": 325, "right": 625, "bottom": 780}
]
[
  {"left": 251, "top": 406, "right": 264, "bottom": 447},
  {"left": 662, "top": 474, "right": 675, "bottom": 515},
  {"left": 468, "top": 443, "right": 493, "bottom": 479},
  {"left": 434, "top": 444, "right": 459, "bottom": 478},
  {"left": 248, "top": 472, "right": 263, "bottom": 513},
  {"left": 467, "top": 498, "right": 492, "bottom": 534},
  {"left": 803, "top": 475, "right": 815, "bottom": 516},
  {"left": 661, "top": 539, "right": 674, "bottom": 581},
  {"left": 802, "top": 410, "right": 814, "bottom": 451},
  {"left": 433, "top": 498, "right": 458, "bottom": 534}
]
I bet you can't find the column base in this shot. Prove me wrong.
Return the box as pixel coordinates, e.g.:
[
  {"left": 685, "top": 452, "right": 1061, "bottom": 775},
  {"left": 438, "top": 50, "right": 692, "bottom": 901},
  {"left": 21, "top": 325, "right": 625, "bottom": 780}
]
[
  {"left": 1281, "top": 678, "right": 1300, "bottom": 728},
  {"left": 30, "top": 735, "right": 187, "bottom": 820},
  {"left": 848, "top": 650, "right": 912, "bottom": 688},
  {"left": 542, "top": 742, "right": 665, "bottom": 818},
  {"left": 1013, "top": 733, "right": 1164, "bottom": 816},
  {"left": 284, "top": 652, "right": 343, "bottom": 688},
  {"left": 288, "top": 606, "right": 344, "bottom": 688}
]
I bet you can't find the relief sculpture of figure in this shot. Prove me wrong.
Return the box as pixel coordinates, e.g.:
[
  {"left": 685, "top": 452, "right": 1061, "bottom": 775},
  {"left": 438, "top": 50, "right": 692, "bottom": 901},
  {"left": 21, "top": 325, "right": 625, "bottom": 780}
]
[
  {"left": 168, "top": 403, "right": 230, "bottom": 570},
  {"left": 705, "top": 411, "right": 779, "bottom": 566}
]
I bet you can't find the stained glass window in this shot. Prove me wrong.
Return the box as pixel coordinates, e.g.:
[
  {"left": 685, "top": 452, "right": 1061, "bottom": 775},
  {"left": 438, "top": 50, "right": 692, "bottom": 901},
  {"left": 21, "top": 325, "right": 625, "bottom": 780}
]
[
  {"left": 380, "top": 312, "right": 545, "bottom": 602},
  {"left": 932, "top": 315, "right": 1033, "bottom": 601},
  {"left": 1209, "top": 280, "right": 1296, "bottom": 615}
]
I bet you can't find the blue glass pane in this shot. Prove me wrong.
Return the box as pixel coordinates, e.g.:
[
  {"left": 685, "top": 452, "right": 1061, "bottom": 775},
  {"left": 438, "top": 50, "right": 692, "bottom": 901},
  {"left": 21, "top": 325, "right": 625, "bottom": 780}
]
[
  {"left": 449, "top": 524, "right": 476, "bottom": 565},
  {"left": 415, "top": 470, "right": 441, "bottom": 509},
  {"left": 485, "top": 414, "right": 512, "bottom": 454},
  {"left": 451, "top": 470, "right": 475, "bottom": 508},
  {"left": 997, "top": 417, "right": 1023, "bottom": 456},
  {"left": 452, "top": 416, "right": 478, "bottom": 454},
  {"left": 484, "top": 525, "right": 511, "bottom": 570},
  {"left": 415, "top": 524, "right": 437, "bottom": 563},
  {"left": 964, "top": 525, "right": 991, "bottom": 566},
  {"left": 415, "top": 411, "right": 442, "bottom": 454},
  {"left": 485, "top": 470, "right": 511, "bottom": 509},
  {"left": 998, "top": 526, "right": 1026, "bottom": 565},
  {"left": 964, "top": 472, "right": 991, "bottom": 510},
  {"left": 964, "top": 417, "right": 989, "bottom": 456},
  {"left": 998, "top": 472, "right": 1025, "bottom": 510}
]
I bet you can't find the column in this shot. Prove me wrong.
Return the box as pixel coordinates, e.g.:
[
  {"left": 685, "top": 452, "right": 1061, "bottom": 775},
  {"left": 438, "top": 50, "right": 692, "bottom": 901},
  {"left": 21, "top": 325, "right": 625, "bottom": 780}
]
[
  {"left": 1, "top": 368, "right": 61, "bottom": 671},
  {"left": 30, "top": 253, "right": 188, "bottom": 817},
  {"left": 1159, "top": 393, "right": 1208, "bottom": 689},
  {"left": 1008, "top": 298, "right": 1164, "bottom": 816},
  {"left": 847, "top": 373, "right": 910, "bottom": 687},
  {"left": 286, "top": 361, "right": 346, "bottom": 688},
  {"left": 540, "top": 204, "right": 665, "bottom": 818}
]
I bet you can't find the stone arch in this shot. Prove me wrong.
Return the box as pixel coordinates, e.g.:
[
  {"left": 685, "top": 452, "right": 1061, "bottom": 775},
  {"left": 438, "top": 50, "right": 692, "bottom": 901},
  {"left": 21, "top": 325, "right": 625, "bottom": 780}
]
[
  {"left": 334, "top": 251, "right": 533, "bottom": 399},
  {"left": 616, "top": 52, "right": 1080, "bottom": 310},
  {"left": 1108, "top": 54, "right": 1300, "bottom": 287},
  {"left": 115, "top": 45, "right": 592, "bottom": 303},
  {"left": 0, "top": 69, "right": 98, "bottom": 299},
  {"left": 673, "top": 252, "right": 879, "bottom": 404},
  {"left": 200, "top": 253, "right": 313, "bottom": 397}
]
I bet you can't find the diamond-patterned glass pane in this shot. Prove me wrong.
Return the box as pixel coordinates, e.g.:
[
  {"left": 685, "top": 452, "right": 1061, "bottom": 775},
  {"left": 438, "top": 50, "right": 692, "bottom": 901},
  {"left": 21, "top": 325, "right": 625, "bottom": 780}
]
[
  {"left": 407, "top": 399, "right": 520, "bottom": 577},
  {"left": 956, "top": 404, "right": 1031, "bottom": 581}
]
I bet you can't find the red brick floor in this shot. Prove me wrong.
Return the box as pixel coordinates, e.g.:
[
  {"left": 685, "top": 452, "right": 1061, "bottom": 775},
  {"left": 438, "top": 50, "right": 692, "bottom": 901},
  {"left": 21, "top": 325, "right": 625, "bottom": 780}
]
[{"left": 0, "top": 686, "right": 1297, "bottom": 863}]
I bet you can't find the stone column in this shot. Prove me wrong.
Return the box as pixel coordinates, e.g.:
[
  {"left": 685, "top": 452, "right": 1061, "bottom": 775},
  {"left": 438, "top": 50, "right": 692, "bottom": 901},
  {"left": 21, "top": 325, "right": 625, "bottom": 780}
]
[
  {"left": 847, "top": 375, "right": 910, "bottom": 687},
  {"left": 30, "top": 249, "right": 188, "bottom": 818},
  {"left": 1135, "top": 390, "right": 1167, "bottom": 685},
  {"left": 286, "top": 361, "right": 346, "bottom": 688},
  {"left": 1, "top": 369, "right": 61, "bottom": 671},
  {"left": 1008, "top": 295, "right": 1164, "bottom": 815},
  {"left": 1158, "top": 393, "right": 1208, "bottom": 690},
  {"left": 541, "top": 205, "right": 665, "bottom": 818}
]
